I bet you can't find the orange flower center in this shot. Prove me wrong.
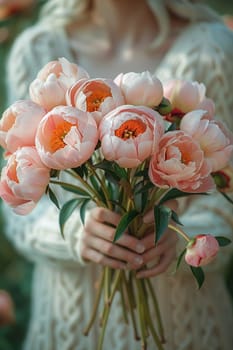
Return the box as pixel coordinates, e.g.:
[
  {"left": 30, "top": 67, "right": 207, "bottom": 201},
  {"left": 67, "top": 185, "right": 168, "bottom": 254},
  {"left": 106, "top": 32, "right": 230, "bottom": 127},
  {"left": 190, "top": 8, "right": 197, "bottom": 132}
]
[
  {"left": 115, "top": 119, "right": 146, "bottom": 140},
  {"left": 50, "top": 120, "right": 74, "bottom": 152},
  {"left": 83, "top": 81, "right": 112, "bottom": 112},
  {"left": 181, "top": 150, "right": 192, "bottom": 164},
  {"left": 8, "top": 159, "right": 19, "bottom": 183}
]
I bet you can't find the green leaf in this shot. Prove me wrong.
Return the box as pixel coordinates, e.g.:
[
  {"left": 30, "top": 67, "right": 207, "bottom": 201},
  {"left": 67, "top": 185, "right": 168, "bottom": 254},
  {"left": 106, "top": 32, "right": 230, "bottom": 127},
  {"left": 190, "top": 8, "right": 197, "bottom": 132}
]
[
  {"left": 72, "top": 164, "right": 88, "bottom": 178},
  {"left": 154, "top": 205, "right": 172, "bottom": 244},
  {"left": 166, "top": 123, "right": 177, "bottom": 132},
  {"left": 47, "top": 186, "right": 60, "bottom": 209},
  {"left": 215, "top": 236, "right": 232, "bottom": 247},
  {"left": 59, "top": 198, "right": 80, "bottom": 237},
  {"left": 134, "top": 181, "right": 154, "bottom": 195},
  {"left": 95, "top": 160, "right": 128, "bottom": 181},
  {"left": 61, "top": 183, "right": 90, "bottom": 197},
  {"left": 95, "top": 161, "right": 121, "bottom": 183},
  {"left": 80, "top": 199, "right": 90, "bottom": 225},
  {"left": 175, "top": 248, "right": 186, "bottom": 271},
  {"left": 135, "top": 169, "right": 149, "bottom": 179},
  {"left": 112, "top": 163, "right": 128, "bottom": 180},
  {"left": 171, "top": 210, "right": 183, "bottom": 226},
  {"left": 159, "top": 188, "right": 207, "bottom": 205},
  {"left": 114, "top": 209, "right": 138, "bottom": 242},
  {"left": 190, "top": 266, "right": 205, "bottom": 289}
]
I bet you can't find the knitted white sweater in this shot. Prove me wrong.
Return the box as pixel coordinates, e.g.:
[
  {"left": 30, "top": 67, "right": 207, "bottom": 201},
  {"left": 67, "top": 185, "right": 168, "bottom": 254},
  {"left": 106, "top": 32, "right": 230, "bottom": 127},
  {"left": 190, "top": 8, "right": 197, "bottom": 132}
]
[{"left": 4, "top": 20, "right": 233, "bottom": 350}]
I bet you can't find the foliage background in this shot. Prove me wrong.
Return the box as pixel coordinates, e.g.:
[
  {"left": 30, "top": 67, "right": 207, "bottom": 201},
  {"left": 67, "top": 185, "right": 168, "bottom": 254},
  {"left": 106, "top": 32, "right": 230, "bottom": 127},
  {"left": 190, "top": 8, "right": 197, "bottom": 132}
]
[{"left": 0, "top": 1, "right": 232, "bottom": 349}]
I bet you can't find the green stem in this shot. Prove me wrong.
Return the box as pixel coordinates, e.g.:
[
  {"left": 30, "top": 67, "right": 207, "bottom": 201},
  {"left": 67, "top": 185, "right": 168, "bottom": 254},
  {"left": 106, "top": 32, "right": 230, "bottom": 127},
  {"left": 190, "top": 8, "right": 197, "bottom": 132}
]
[
  {"left": 144, "top": 188, "right": 170, "bottom": 214},
  {"left": 122, "top": 272, "right": 140, "bottom": 340},
  {"left": 135, "top": 277, "right": 148, "bottom": 349},
  {"left": 87, "top": 162, "right": 113, "bottom": 210},
  {"left": 104, "top": 267, "right": 111, "bottom": 305},
  {"left": 83, "top": 270, "right": 105, "bottom": 336},
  {"left": 145, "top": 279, "right": 165, "bottom": 344},
  {"left": 143, "top": 285, "right": 165, "bottom": 350},
  {"left": 64, "top": 169, "right": 101, "bottom": 201},
  {"left": 98, "top": 270, "right": 122, "bottom": 350},
  {"left": 168, "top": 223, "right": 190, "bottom": 242},
  {"left": 119, "top": 282, "right": 129, "bottom": 324}
]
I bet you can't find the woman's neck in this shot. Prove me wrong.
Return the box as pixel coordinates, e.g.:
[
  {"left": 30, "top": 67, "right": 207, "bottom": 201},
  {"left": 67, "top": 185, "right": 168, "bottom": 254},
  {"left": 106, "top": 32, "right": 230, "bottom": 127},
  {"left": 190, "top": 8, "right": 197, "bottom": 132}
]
[{"left": 92, "top": 0, "right": 157, "bottom": 47}]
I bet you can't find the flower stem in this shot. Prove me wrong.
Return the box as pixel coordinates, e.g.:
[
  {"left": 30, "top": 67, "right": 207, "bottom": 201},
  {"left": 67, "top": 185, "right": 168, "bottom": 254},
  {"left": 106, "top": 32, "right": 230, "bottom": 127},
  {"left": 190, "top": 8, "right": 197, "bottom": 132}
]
[
  {"left": 98, "top": 270, "right": 122, "bottom": 350},
  {"left": 119, "top": 282, "right": 129, "bottom": 324},
  {"left": 135, "top": 277, "right": 148, "bottom": 349},
  {"left": 122, "top": 272, "right": 140, "bottom": 340},
  {"left": 83, "top": 270, "right": 105, "bottom": 336},
  {"left": 104, "top": 267, "right": 111, "bottom": 305},
  {"left": 64, "top": 169, "right": 101, "bottom": 202},
  {"left": 168, "top": 223, "right": 190, "bottom": 242},
  {"left": 87, "top": 162, "right": 113, "bottom": 210},
  {"left": 145, "top": 279, "right": 165, "bottom": 343}
]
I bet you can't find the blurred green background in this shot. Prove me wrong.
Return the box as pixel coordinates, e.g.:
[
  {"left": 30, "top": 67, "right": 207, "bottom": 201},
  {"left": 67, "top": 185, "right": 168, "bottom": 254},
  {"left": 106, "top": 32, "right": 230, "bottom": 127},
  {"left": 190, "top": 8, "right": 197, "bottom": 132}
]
[{"left": 0, "top": 1, "right": 233, "bottom": 349}]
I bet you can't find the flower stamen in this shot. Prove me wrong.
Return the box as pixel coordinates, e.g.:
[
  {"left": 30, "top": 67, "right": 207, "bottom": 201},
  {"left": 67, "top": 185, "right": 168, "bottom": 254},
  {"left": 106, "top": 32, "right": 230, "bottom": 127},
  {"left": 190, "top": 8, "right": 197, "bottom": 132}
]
[
  {"left": 83, "top": 81, "right": 112, "bottom": 112},
  {"left": 115, "top": 119, "right": 146, "bottom": 140},
  {"left": 50, "top": 120, "right": 74, "bottom": 152}
]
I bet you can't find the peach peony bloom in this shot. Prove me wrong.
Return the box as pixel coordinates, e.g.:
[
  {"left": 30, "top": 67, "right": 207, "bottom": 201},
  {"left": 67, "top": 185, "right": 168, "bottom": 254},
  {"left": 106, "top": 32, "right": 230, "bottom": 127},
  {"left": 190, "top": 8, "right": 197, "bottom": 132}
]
[
  {"left": 149, "top": 130, "right": 215, "bottom": 193},
  {"left": 66, "top": 78, "right": 125, "bottom": 125},
  {"left": 180, "top": 110, "right": 233, "bottom": 172},
  {"left": 99, "top": 105, "right": 164, "bottom": 168},
  {"left": 114, "top": 71, "right": 163, "bottom": 108},
  {"left": 35, "top": 106, "right": 98, "bottom": 169},
  {"left": 0, "top": 147, "right": 50, "bottom": 215},
  {"left": 29, "top": 57, "right": 89, "bottom": 111},
  {"left": 0, "top": 100, "right": 46, "bottom": 153},
  {"left": 185, "top": 234, "right": 219, "bottom": 267},
  {"left": 163, "top": 79, "right": 215, "bottom": 118}
]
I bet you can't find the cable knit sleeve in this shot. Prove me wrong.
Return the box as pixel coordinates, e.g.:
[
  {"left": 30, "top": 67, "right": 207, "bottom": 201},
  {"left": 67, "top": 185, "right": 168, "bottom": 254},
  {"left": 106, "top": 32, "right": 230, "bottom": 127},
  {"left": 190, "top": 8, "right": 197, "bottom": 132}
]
[
  {"left": 6, "top": 24, "right": 74, "bottom": 103},
  {"left": 3, "top": 24, "right": 87, "bottom": 265},
  {"left": 157, "top": 21, "right": 233, "bottom": 270}
]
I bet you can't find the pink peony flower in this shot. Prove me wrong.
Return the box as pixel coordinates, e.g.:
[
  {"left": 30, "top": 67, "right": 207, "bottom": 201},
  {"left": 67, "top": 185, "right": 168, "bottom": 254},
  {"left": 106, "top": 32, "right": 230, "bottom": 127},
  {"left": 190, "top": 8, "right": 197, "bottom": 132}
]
[
  {"left": 180, "top": 110, "right": 233, "bottom": 172},
  {"left": 0, "top": 100, "right": 46, "bottom": 153},
  {"left": 0, "top": 147, "right": 50, "bottom": 215},
  {"left": 35, "top": 106, "right": 98, "bottom": 169},
  {"left": 149, "top": 130, "right": 215, "bottom": 193},
  {"left": 114, "top": 71, "right": 163, "bottom": 107},
  {"left": 29, "top": 57, "right": 89, "bottom": 111},
  {"left": 185, "top": 234, "right": 219, "bottom": 267},
  {"left": 99, "top": 105, "right": 164, "bottom": 168},
  {"left": 163, "top": 79, "right": 215, "bottom": 118},
  {"left": 66, "top": 78, "right": 125, "bottom": 125}
]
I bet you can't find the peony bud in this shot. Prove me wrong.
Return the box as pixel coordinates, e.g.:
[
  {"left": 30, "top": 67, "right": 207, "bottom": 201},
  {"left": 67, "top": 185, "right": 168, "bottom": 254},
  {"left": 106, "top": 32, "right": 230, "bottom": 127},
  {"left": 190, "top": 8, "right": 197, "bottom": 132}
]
[
  {"left": 185, "top": 234, "right": 219, "bottom": 267},
  {"left": 212, "top": 165, "right": 233, "bottom": 193}
]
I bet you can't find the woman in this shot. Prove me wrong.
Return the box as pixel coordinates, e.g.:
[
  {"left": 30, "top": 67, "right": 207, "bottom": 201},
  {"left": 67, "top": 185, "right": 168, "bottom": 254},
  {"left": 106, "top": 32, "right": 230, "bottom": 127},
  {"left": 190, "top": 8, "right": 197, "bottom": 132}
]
[{"left": 3, "top": 0, "right": 233, "bottom": 349}]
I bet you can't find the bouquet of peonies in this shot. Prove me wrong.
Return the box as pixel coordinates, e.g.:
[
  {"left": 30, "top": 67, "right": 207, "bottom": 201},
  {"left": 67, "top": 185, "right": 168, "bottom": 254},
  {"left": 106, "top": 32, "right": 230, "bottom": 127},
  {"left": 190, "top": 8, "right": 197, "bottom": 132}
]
[{"left": 0, "top": 58, "right": 232, "bottom": 350}]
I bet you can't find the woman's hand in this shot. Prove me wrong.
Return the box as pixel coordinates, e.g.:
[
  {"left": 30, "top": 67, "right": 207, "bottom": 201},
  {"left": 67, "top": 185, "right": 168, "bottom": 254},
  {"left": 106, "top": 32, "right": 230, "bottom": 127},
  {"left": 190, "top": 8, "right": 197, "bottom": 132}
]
[
  {"left": 136, "top": 229, "right": 178, "bottom": 278},
  {"left": 80, "top": 207, "right": 145, "bottom": 270},
  {"left": 136, "top": 200, "right": 179, "bottom": 278},
  {"left": 80, "top": 201, "right": 178, "bottom": 276}
]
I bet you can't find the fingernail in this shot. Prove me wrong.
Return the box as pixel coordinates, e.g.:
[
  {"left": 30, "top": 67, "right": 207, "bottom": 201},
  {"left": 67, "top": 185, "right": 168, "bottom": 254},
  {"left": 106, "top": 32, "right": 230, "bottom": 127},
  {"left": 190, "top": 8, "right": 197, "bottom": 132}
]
[
  {"left": 136, "top": 243, "right": 145, "bottom": 253},
  {"left": 134, "top": 256, "right": 143, "bottom": 265}
]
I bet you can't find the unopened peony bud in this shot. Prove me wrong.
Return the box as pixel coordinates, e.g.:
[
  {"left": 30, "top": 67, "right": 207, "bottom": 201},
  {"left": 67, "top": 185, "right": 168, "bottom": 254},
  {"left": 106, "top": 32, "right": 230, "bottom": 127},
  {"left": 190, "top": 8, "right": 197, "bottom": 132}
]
[
  {"left": 185, "top": 234, "right": 219, "bottom": 267},
  {"left": 155, "top": 97, "right": 172, "bottom": 116},
  {"left": 212, "top": 165, "right": 233, "bottom": 193}
]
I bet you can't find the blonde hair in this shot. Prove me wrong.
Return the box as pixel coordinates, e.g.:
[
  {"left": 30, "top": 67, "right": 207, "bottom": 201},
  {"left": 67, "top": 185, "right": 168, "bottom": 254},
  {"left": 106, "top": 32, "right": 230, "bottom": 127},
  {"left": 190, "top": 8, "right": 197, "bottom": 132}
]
[{"left": 39, "top": 0, "right": 221, "bottom": 50}]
